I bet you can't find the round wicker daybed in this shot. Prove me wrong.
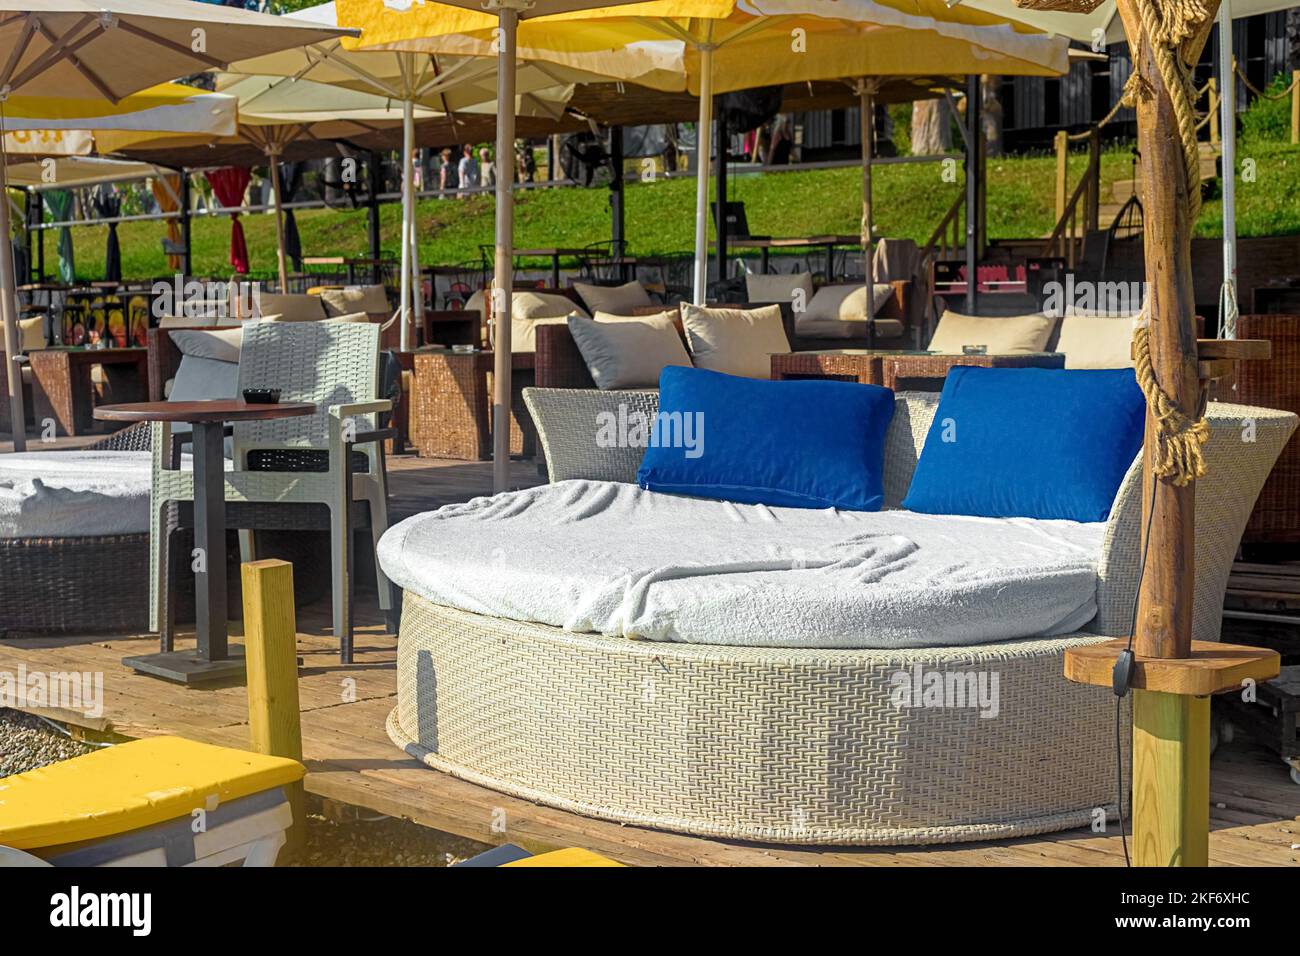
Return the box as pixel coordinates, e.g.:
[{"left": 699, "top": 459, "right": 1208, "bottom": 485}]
[{"left": 383, "top": 390, "right": 1296, "bottom": 846}]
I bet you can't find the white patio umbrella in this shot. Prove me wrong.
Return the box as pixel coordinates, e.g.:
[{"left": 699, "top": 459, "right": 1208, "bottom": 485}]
[
  {"left": 101, "top": 73, "right": 445, "bottom": 294},
  {"left": 0, "top": 0, "right": 350, "bottom": 449},
  {"left": 226, "top": 1, "right": 590, "bottom": 349},
  {"left": 957, "top": 0, "right": 1300, "bottom": 339}
]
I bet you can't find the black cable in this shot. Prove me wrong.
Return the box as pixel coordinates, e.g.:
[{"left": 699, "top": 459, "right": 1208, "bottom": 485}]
[{"left": 1115, "top": 472, "right": 1160, "bottom": 867}]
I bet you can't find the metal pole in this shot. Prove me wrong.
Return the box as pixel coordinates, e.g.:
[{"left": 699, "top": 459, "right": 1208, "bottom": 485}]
[
  {"left": 1217, "top": 1, "right": 1238, "bottom": 339},
  {"left": 367, "top": 151, "right": 383, "bottom": 286},
  {"left": 860, "top": 79, "right": 876, "bottom": 346},
  {"left": 0, "top": 163, "right": 26, "bottom": 450},
  {"left": 714, "top": 98, "right": 727, "bottom": 286},
  {"left": 491, "top": 3, "right": 522, "bottom": 494},
  {"left": 692, "top": 45, "right": 715, "bottom": 305},
  {"left": 399, "top": 97, "right": 415, "bottom": 352},
  {"left": 268, "top": 151, "right": 290, "bottom": 292},
  {"left": 609, "top": 124, "right": 625, "bottom": 252},
  {"left": 964, "top": 74, "right": 980, "bottom": 315}
]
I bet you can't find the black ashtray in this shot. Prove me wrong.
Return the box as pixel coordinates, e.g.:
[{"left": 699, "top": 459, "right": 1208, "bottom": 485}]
[{"left": 242, "top": 388, "right": 282, "bottom": 405}]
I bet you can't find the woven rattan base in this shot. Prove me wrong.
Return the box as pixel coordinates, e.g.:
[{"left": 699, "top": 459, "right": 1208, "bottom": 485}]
[{"left": 390, "top": 594, "right": 1128, "bottom": 846}]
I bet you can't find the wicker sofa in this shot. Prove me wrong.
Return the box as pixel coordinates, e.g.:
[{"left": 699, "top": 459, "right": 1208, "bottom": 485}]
[{"left": 383, "top": 387, "right": 1295, "bottom": 845}]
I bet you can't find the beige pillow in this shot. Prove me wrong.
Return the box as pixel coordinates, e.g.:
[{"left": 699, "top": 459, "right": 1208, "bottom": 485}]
[
  {"left": 512, "top": 290, "right": 589, "bottom": 321},
  {"left": 680, "top": 303, "right": 790, "bottom": 379},
  {"left": 464, "top": 289, "right": 486, "bottom": 315},
  {"left": 801, "top": 283, "right": 894, "bottom": 322},
  {"left": 171, "top": 327, "right": 243, "bottom": 364},
  {"left": 19, "top": 315, "right": 47, "bottom": 351},
  {"left": 510, "top": 315, "right": 569, "bottom": 352},
  {"left": 927, "top": 311, "right": 1055, "bottom": 355},
  {"left": 572, "top": 280, "right": 652, "bottom": 315},
  {"left": 1055, "top": 314, "right": 1138, "bottom": 369},
  {"left": 159, "top": 314, "right": 242, "bottom": 329},
  {"left": 568, "top": 313, "right": 692, "bottom": 389},
  {"left": 259, "top": 310, "right": 369, "bottom": 325},
  {"left": 319, "top": 285, "right": 390, "bottom": 317},
  {"left": 745, "top": 272, "right": 814, "bottom": 304},
  {"left": 255, "top": 292, "right": 327, "bottom": 322}
]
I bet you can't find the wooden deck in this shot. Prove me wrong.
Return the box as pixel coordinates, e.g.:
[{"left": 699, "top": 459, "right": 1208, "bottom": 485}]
[{"left": 3, "top": 454, "right": 1298, "bottom": 867}]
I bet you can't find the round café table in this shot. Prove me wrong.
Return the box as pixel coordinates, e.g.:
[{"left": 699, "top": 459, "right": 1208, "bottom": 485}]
[{"left": 95, "top": 400, "right": 314, "bottom": 684}]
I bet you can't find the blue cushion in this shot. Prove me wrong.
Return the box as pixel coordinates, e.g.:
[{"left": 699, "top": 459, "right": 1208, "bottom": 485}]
[
  {"left": 901, "top": 366, "right": 1145, "bottom": 522},
  {"left": 636, "top": 366, "right": 895, "bottom": 511}
]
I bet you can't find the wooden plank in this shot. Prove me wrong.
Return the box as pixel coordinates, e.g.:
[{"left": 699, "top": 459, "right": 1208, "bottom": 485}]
[
  {"left": 1065, "top": 639, "right": 1281, "bottom": 695},
  {"left": 1132, "top": 691, "right": 1210, "bottom": 867}
]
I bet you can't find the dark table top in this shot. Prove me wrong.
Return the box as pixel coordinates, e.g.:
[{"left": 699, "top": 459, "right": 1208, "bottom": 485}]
[{"left": 94, "top": 399, "right": 315, "bottom": 424}]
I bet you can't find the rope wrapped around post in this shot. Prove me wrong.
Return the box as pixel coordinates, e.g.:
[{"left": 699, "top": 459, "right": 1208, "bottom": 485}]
[{"left": 1125, "top": 0, "right": 1212, "bottom": 487}]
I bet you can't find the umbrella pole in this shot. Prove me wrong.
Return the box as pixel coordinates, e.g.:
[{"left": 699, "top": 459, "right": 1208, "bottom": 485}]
[
  {"left": 490, "top": 2, "right": 524, "bottom": 494},
  {"left": 964, "top": 74, "right": 980, "bottom": 314},
  {"left": 1217, "top": 0, "right": 1238, "bottom": 339},
  {"left": 400, "top": 97, "right": 415, "bottom": 352},
  {"left": 859, "top": 79, "right": 875, "bottom": 347},
  {"left": 0, "top": 161, "right": 26, "bottom": 451},
  {"left": 268, "top": 149, "right": 289, "bottom": 293},
  {"left": 692, "top": 46, "right": 715, "bottom": 306}
]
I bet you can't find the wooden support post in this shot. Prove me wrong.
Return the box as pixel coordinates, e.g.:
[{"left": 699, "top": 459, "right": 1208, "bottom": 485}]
[
  {"left": 1208, "top": 78, "right": 1219, "bottom": 146},
  {"left": 241, "top": 558, "right": 304, "bottom": 856},
  {"left": 1132, "top": 690, "right": 1210, "bottom": 866},
  {"left": 1054, "top": 129, "right": 1068, "bottom": 224},
  {"left": 1292, "top": 70, "right": 1300, "bottom": 145}
]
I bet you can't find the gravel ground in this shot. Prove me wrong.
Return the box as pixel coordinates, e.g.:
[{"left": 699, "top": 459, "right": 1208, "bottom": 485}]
[
  {"left": 0, "top": 709, "right": 96, "bottom": 778},
  {"left": 0, "top": 709, "right": 490, "bottom": 866}
]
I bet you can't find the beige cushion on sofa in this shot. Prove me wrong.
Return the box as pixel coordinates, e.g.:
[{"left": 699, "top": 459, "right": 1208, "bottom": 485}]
[
  {"left": 512, "top": 290, "right": 589, "bottom": 321},
  {"left": 510, "top": 315, "right": 569, "bottom": 352},
  {"left": 927, "top": 310, "right": 1054, "bottom": 355},
  {"left": 159, "top": 314, "right": 242, "bottom": 329},
  {"left": 319, "top": 285, "right": 390, "bottom": 318},
  {"left": 19, "top": 315, "right": 47, "bottom": 351},
  {"left": 1055, "top": 314, "right": 1138, "bottom": 369},
  {"left": 572, "top": 280, "right": 651, "bottom": 315},
  {"left": 802, "top": 283, "right": 894, "bottom": 322},
  {"left": 171, "top": 327, "right": 244, "bottom": 364},
  {"left": 680, "top": 303, "right": 790, "bottom": 379},
  {"left": 261, "top": 310, "right": 369, "bottom": 326},
  {"left": 568, "top": 312, "right": 691, "bottom": 389},
  {"left": 255, "top": 292, "right": 327, "bottom": 321},
  {"left": 745, "top": 271, "right": 814, "bottom": 304}
]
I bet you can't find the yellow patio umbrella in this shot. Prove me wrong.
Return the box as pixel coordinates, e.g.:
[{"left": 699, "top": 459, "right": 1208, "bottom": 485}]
[
  {"left": 338, "top": 0, "right": 1069, "bottom": 490},
  {"left": 225, "top": 1, "right": 593, "bottom": 348},
  {"left": 0, "top": 0, "right": 351, "bottom": 449}
]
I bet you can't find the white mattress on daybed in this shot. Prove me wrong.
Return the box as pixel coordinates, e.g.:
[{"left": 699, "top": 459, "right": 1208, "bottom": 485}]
[{"left": 378, "top": 480, "right": 1107, "bottom": 649}]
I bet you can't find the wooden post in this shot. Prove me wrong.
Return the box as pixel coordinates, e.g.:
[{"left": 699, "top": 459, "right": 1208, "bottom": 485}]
[
  {"left": 1054, "top": 129, "right": 1068, "bottom": 224},
  {"left": 241, "top": 558, "right": 304, "bottom": 856},
  {"left": 267, "top": 149, "right": 290, "bottom": 294},
  {"left": 1208, "top": 78, "right": 1219, "bottom": 146},
  {"left": 1291, "top": 70, "right": 1299, "bottom": 145},
  {"left": 1118, "top": 0, "right": 1216, "bottom": 867}
]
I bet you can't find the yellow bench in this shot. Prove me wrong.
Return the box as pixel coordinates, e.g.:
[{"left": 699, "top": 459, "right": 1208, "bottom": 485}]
[{"left": 0, "top": 736, "right": 304, "bottom": 867}]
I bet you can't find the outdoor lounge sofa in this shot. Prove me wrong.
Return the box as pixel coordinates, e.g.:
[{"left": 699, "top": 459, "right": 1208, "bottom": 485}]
[{"left": 377, "top": 385, "right": 1295, "bottom": 845}]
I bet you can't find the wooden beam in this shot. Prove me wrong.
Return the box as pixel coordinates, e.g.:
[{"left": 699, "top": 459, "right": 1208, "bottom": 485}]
[
  {"left": 1116, "top": 0, "right": 1204, "bottom": 661},
  {"left": 242, "top": 558, "right": 305, "bottom": 855},
  {"left": 1132, "top": 690, "right": 1209, "bottom": 867},
  {"left": 1064, "top": 638, "right": 1280, "bottom": 695}
]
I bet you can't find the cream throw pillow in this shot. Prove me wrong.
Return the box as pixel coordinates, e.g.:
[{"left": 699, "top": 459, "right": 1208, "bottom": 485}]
[
  {"left": 319, "top": 285, "right": 390, "bottom": 317},
  {"left": 802, "top": 283, "right": 894, "bottom": 322},
  {"left": 19, "top": 315, "right": 47, "bottom": 351},
  {"left": 1055, "top": 314, "right": 1138, "bottom": 369},
  {"left": 568, "top": 312, "right": 691, "bottom": 389},
  {"left": 745, "top": 271, "right": 814, "bottom": 304},
  {"left": 573, "top": 280, "right": 652, "bottom": 315},
  {"left": 259, "top": 310, "right": 369, "bottom": 325},
  {"left": 927, "top": 311, "right": 1055, "bottom": 355},
  {"left": 512, "top": 290, "right": 589, "bottom": 321},
  {"left": 171, "top": 327, "right": 244, "bottom": 364},
  {"left": 255, "top": 292, "right": 327, "bottom": 322},
  {"left": 680, "top": 303, "right": 790, "bottom": 379}
]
